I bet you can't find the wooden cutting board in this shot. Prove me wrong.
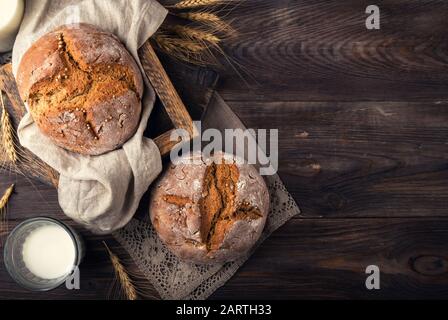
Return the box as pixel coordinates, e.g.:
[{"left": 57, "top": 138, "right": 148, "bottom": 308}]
[{"left": 0, "top": 41, "right": 218, "bottom": 187}]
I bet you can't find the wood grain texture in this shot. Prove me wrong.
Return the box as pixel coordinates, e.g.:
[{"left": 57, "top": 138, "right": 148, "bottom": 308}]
[
  {"left": 210, "top": 218, "right": 448, "bottom": 299},
  {"left": 155, "top": 48, "right": 218, "bottom": 120},
  {"left": 229, "top": 100, "right": 448, "bottom": 218},
  {"left": 218, "top": 0, "right": 448, "bottom": 101}
]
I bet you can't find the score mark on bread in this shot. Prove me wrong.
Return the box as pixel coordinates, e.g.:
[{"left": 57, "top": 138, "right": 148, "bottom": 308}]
[{"left": 150, "top": 152, "right": 269, "bottom": 264}]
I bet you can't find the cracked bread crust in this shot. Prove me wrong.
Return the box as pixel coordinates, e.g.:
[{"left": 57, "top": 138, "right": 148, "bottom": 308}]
[
  {"left": 150, "top": 152, "right": 269, "bottom": 264},
  {"left": 16, "top": 23, "right": 143, "bottom": 155}
]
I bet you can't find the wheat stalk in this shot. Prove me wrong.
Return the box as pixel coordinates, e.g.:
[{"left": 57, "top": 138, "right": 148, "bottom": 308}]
[
  {"left": 0, "top": 184, "right": 14, "bottom": 211},
  {"left": 155, "top": 34, "right": 206, "bottom": 53},
  {"left": 170, "top": 25, "right": 220, "bottom": 45},
  {"left": 155, "top": 23, "right": 222, "bottom": 66},
  {"left": 177, "top": 12, "right": 235, "bottom": 35},
  {"left": 0, "top": 92, "right": 17, "bottom": 164},
  {"left": 0, "top": 90, "right": 58, "bottom": 186},
  {"left": 0, "top": 184, "right": 14, "bottom": 239},
  {"left": 104, "top": 242, "right": 138, "bottom": 300},
  {"left": 178, "top": 12, "right": 221, "bottom": 23},
  {"left": 154, "top": 33, "right": 220, "bottom": 66},
  {"left": 170, "top": 0, "right": 225, "bottom": 9}
]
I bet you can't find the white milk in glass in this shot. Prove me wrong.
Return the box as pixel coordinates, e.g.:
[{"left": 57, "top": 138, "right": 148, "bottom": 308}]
[{"left": 22, "top": 224, "right": 76, "bottom": 279}]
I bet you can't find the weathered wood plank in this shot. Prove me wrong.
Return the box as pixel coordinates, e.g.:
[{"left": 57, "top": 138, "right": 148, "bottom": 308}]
[
  {"left": 211, "top": 218, "right": 448, "bottom": 299},
  {"left": 218, "top": 0, "right": 448, "bottom": 101},
  {"left": 230, "top": 100, "right": 448, "bottom": 217},
  {"left": 2, "top": 215, "right": 448, "bottom": 299}
]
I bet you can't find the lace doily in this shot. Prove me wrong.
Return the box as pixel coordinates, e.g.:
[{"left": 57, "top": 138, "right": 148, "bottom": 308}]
[{"left": 114, "top": 173, "right": 300, "bottom": 300}]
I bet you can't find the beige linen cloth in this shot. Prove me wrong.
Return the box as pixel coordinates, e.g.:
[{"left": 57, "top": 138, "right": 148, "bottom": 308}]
[{"left": 12, "top": 0, "right": 167, "bottom": 233}]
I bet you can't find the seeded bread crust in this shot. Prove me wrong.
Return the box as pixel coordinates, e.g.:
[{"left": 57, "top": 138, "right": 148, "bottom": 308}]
[
  {"left": 16, "top": 23, "right": 144, "bottom": 155},
  {"left": 150, "top": 152, "right": 270, "bottom": 264}
]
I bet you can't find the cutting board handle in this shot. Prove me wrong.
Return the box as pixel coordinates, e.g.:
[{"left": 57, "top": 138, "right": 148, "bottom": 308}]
[{"left": 139, "top": 41, "right": 197, "bottom": 156}]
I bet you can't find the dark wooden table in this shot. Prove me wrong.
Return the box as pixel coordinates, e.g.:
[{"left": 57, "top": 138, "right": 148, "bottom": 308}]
[{"left": 1, "top": 0, "right": 448, "bottom": 299}]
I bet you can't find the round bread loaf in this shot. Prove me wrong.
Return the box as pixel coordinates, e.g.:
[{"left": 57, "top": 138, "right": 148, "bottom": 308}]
[
  {"left": 16, "top": 23, "right": 144, "bottom": 155},
  {"left": 150, "top": 152, "right": 270, "bottom": 264}
]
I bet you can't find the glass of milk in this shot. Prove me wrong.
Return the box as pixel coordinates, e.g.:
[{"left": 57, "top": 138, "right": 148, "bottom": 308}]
[
  {"left": 3, "top": 217, "right": 84, "bottom": 291},
  {"left": 0, "top": 0, "right": 24, "bottom": 52}
]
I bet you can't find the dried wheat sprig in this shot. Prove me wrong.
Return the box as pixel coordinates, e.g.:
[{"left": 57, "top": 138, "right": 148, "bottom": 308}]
[
  {"left": 155, "top": 34, "right": 206, "bottom": 53},
  {"left": 154, "top": 33, "right": 219, "bottom": 66},
  {"left": 176, "top": 12, "right": 235, "bottom": 35},
  {"left": 0, "top": 184, "right": 14, "bottom": 211},
  {"left": 0, "top": 92, "right": 17, "bottom": 164},
  {"left": 0, "top": 183, "right": 14, "bottom": 238},
  {"left": 0, "top": 91, "right": 58, "bottom": 186},
  {"left": 104, "top": 242, "right": 138, "bottom": 300},
  {"left": 169, "top": 25, "right": 221, "bottom": 45},
  {"left": 178, "top": 12, "right": 221, "bottom": 23},
  {"left": 0, "top": 125, "right": 59, "bottom": 188},
  {"left": 169, "top": 0, "right": 226, "bottom": 9}
]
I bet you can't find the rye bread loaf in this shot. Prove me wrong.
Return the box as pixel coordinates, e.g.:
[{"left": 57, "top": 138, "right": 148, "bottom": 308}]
[
  {"left": 150, "top": 152, "right": 270, "bottom": 264},
  {"left": 16, "top": 23, "right": 144, "bottom": 155}
]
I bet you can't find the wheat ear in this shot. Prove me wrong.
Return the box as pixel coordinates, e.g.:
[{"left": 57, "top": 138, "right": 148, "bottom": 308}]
[
  {"left": 154, "top": 34, "right": 219, "bottom": 66},
  {"left": 178, "top": 12, "right": 221, "bottom": 23},
  {"left": 169, "top": 25, "right": 220, "bottom": 45},
  {"left": 0, "top": 92, "right": 17, "bottom": 164},
  {"left": 177, "top": 12, "right": 235, "bottom": 35},
  {"left": 104, "top": 242, "right": 138, "bottom": 300},
  {"left": 0, "top": 183, "right": 14, "bottom": 238},
  {"left": 170, "top": 0, "right": 225, "bottom": 9},
  {"left": 155, "top": 34, "right": 206, "bottom": 53},
  {"left": 0, "top": 184, "right": 14, "bottom": 211}
]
